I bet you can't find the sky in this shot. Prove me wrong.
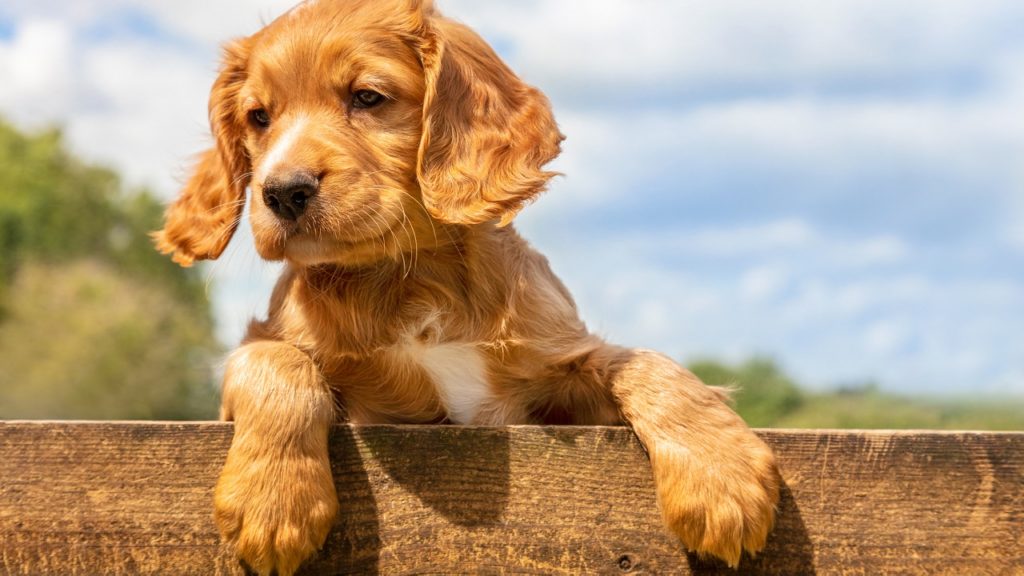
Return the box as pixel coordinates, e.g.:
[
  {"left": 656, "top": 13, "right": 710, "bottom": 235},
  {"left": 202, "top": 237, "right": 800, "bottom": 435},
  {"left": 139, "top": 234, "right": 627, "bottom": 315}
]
[{"left": 1, "top": 0, "right": 1022, "bottom": 396}]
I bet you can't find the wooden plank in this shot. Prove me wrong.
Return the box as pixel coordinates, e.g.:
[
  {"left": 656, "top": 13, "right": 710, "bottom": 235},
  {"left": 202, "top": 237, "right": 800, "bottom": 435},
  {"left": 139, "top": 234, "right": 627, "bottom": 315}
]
[{"left": 0, "top": 422, "right": 1021, "bottom": 575}]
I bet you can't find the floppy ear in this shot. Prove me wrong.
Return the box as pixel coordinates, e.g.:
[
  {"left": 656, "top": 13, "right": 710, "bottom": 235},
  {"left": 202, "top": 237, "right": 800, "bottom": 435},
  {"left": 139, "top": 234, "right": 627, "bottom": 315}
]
[
  {"left": 153, "top": 39, "right": 252, "bottom": 267},
  {"left": 416, "top": 16, "right": 564, "bottom": 226}
]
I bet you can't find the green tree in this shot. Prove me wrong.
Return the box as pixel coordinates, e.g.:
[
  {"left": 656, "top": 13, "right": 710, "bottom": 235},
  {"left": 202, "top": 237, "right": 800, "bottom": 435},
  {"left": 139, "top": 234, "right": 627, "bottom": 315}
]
[
  {"left": 690, "top": 357, "right": 805, "bottom": 427},
  {"left": 0, "top": 119, "right": 219, "bottom": 419},
  {"left": 0, "top": 261, "right": 217, "bottom": 418}
]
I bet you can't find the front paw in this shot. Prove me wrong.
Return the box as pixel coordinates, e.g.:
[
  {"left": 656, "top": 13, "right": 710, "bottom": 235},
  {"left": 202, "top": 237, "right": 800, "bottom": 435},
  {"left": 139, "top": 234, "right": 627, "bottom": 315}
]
[
  {"left": 214, "top": 451, "right": 339, "bottom": 576},
  {"left": 651, "top": 430, "right": 780, "bottom": 567}
]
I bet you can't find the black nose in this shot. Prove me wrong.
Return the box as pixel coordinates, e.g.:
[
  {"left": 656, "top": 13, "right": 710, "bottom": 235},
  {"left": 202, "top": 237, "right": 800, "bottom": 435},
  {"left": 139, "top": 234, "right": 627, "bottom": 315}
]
[{"left": 262, "top": 170, "right": 318, "bottom": 221}]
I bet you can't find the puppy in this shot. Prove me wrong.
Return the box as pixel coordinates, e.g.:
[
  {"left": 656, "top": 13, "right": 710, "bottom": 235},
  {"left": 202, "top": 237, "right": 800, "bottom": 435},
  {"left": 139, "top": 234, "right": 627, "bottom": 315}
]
[{"left": 155, "top": 1, "right": 780, "bottom": 574}]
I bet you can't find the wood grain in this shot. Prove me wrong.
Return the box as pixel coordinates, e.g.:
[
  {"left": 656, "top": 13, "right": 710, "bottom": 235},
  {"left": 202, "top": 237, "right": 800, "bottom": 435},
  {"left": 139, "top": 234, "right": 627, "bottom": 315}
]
[{"left": 0, "top": 423, "right": 1021, "bottom": 575}]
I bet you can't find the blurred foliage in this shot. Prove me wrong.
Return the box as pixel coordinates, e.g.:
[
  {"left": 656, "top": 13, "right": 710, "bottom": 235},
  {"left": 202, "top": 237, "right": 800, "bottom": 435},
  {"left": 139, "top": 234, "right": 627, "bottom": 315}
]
[
  {"left": 689, "top": 357, "right": 804, "bottom": 428},
  {"left": 691, "top": 358, "right": 1024, "bottom": 431},
  {"left": 0, "top": 119, "right": 219, "bottom": 419},
  {"left": 0, "top": 261, "right": 217, "bottom": 418}
]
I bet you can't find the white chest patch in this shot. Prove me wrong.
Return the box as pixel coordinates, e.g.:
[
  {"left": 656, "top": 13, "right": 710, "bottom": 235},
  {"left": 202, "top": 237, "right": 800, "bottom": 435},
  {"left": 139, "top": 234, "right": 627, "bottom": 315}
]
[{"left": 408, "top": 343, "right": 491, "bottom": 425}]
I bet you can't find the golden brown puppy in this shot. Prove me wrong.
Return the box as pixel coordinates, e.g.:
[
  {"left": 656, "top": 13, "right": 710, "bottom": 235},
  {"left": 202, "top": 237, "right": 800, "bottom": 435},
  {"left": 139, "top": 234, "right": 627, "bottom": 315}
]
[{"left": 155, "top": 1, "right": 780, "bottom": 573}]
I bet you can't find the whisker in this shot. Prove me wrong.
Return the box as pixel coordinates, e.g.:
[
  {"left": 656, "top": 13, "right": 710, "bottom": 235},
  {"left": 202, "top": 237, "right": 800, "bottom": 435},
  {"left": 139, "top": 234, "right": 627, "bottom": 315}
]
[
  {"left": 363, "top": 202, "right": 405, "bottom": 276},
  {"left": 397, "top": 203, "right": 417, "bottom": 280},
  {"left": 188, "top": 198, "right": 248, "bottom": 220},
  {"left": 231, "top": 171, "right": 255, "bottom": 188}
]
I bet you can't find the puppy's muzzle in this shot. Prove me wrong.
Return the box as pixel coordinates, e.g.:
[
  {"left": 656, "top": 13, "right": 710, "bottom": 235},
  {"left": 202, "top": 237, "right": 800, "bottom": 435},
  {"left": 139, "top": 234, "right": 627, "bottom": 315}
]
[{"left": 263, "top": 170, "right": 319, "bottom": 221}]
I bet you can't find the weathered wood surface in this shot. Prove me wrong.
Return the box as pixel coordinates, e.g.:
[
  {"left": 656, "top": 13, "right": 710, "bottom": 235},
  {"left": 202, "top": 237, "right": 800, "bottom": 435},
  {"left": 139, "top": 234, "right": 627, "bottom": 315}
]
[{"left": 0, "top": 423, "right": 1021, "bottom": 575}]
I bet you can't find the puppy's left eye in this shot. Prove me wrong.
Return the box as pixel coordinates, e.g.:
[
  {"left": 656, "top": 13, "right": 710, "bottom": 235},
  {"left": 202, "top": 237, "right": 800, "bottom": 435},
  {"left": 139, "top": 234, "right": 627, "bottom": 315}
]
[
  {"left": 249, "top": 108, "right": 271, "bottom": 129},
  {"left": 352, "top": 90, "right": 385, "bottom": 109}
]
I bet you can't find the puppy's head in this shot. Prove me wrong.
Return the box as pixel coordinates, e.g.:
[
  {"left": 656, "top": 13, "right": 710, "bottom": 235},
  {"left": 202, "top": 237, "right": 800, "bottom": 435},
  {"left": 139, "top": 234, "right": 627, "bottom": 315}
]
[{"left": 154, "top": 0, "right": 563, "bottom": 267}]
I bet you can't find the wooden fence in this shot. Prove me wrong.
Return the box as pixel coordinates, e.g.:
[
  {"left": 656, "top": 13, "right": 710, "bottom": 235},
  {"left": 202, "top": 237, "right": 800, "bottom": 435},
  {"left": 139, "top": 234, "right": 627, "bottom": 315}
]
[{"left": 1, "top": 422, "right": 1021, "bottom": 575}]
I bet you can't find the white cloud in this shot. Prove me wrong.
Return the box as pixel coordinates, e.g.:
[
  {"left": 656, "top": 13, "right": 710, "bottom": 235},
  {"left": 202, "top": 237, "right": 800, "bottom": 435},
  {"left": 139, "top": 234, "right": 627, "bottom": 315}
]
[
  {"left": 1, "top": 0, "right": 294, "bottom": 48},
  {"left": 666, "top": 219, "right": 816, "bottom": 257},
  {"left": 0, "top": 20, "right": 74, "bottom": 123},
  {"left": 528, "top": 216, "right": 1024, "bottom": 395},
  {"left": 0, "top": 20, "right": 206, "bottom": 191},
  {"left": 840, "top": 236, "right": 910, "bottom": 267},
  {"left": 0, "top": 2, "right": 293, "bottom": 195},
  {"left": 551, "top": 93, "right": 1024, "bottom": 193},
  {"left": 1009, "top": 228, "right": 1024, "bottom": 253},
  {"left": 145, "top": 0, "right": 296, "bottom": 48},
  {"left": 444, "top": 0, "right": 1024, "bottom": 103},
  {"left": 863, "top": 318, "right": 913, "bottom": 356},
  {"left": 577, "top": 218, "right": 911, "bottom": 271},
  {"left": 740, "top": 265, "right": 791, "bottom": 303},
  {"left": 68, "top": 39, "right": 215, "bottom": 193}
]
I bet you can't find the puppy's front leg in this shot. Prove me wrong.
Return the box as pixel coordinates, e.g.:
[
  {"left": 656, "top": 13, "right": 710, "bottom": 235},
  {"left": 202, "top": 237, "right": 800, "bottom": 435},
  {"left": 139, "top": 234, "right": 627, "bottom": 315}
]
[
  {"left": 215, "top": 341, "right": 338, "bottom": 576},
  {"left": 607, "top": 348, "right": 780, "bottom": 567}
]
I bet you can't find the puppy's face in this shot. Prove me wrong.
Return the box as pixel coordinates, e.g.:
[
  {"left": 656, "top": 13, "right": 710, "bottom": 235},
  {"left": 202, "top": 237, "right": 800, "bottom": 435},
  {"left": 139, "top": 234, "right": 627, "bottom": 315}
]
[
  {"left": 155, "top": 0, "right": 564, "bottom": 268},
  {"left": 241, "top": 5, "right": 427, "bottom": 265}
]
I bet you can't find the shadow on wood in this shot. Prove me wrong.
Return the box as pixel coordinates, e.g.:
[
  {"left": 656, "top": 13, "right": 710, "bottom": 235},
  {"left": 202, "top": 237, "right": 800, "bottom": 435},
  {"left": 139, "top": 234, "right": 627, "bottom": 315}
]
[
  {"left": 686, "top": 481, "right": 816, "bottom": 575},
  {"left": 360, "top": 426, "right": 512, "bottom": 527},
  {"left": 300, "top": 426, "right": 382, "bottom": 575}
]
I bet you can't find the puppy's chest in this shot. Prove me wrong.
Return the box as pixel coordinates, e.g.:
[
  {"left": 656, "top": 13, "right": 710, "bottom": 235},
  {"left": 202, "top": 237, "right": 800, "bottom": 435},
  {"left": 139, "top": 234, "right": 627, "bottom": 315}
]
[
  {"left": 391, "top": 337, "right": 493, "bottom": 425},
  {"left": 389, "top": 309, "right": 498, "bottom": 425},
  {"left": 312, "top": 311, "right": 495, "bottom": 425},
  {"left": 299, "top": 278, "right": 498, "bottom": 424}
]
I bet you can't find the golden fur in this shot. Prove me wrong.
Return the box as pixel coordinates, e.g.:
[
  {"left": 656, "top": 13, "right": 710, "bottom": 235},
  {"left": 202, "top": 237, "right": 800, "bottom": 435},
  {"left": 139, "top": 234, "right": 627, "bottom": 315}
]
[{"left": 154, "top": 1, "right": 780, "bottom": 573}]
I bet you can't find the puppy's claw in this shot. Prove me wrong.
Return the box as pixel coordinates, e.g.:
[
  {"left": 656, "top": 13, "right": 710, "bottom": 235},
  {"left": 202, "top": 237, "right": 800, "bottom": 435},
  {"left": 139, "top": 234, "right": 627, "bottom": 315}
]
[
  {"left": 214, "top": 453, "right": 338, "bottom": 576},
  {"left": 652, "top": 431, "right": 780, "bottom": 568}
]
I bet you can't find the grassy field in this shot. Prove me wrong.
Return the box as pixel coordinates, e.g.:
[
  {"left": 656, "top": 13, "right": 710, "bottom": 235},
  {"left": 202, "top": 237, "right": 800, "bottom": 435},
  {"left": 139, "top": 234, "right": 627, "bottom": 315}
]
[
  {"left": 689, "top": 358, "right": 1024, "bottom": 431},
  {"left": 773, "top": 390, "right": 1024, "bottom": 430}
]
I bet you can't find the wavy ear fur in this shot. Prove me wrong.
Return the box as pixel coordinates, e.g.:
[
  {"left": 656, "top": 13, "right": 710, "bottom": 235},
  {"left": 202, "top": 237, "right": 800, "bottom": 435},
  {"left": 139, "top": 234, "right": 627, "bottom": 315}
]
[
  {"left": 153, "top": 39, "right": 251, "bottom": 267},
  {"left": 416, "top": 14, "right": 564, "bottom": 226}
]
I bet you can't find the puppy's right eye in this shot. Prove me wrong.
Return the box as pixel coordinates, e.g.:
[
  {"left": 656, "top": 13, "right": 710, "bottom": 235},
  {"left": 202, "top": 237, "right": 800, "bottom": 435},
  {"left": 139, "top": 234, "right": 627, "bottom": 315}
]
[
  {"left": 248, "top": 108, "right": 271, "bottom": 129},
  {"left": 352, "top": 90, "right": 385, "bottom": 109}
]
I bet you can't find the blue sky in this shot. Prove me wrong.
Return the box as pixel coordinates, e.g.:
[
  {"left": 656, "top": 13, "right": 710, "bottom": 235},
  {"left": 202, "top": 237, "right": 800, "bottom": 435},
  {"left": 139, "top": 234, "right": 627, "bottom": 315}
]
[{"left": 1, "top": 0, "right": 1022, "bottom": 396}]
